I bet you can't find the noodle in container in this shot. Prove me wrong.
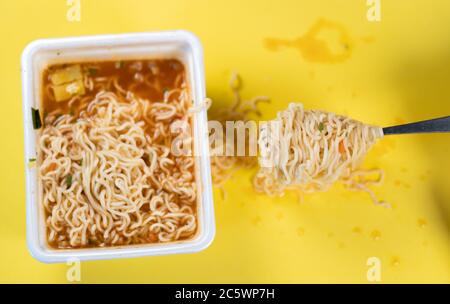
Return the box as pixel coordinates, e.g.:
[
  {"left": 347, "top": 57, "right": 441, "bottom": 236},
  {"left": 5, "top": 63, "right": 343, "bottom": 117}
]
[{"left": 21, "top": 31, "right": 215, "bottom": 263}]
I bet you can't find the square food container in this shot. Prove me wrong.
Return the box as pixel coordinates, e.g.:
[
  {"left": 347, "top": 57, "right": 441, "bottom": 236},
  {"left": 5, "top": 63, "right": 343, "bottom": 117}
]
[{"left": 21, "top": 31, "right": 215, "bottom": 263}]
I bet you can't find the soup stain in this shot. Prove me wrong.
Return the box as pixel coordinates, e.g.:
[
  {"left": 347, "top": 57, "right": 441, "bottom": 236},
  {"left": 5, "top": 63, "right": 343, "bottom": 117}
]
[
  {"left": 264, "top": 19, "right": 353, "bottom": 64},
  {"left": 391, "top": 256, "right": 401, "bottom": 267},
  {"left": 394, "top": 179, "right": 411, "bottom": 189},
  {"left": 372, "top": 138, "right": 396, "bottom": 157},
  {"left": 252, "top": 216, "right": 262, "bottom": 226},
  {"left": 394, "top": 116, "right": 406, "bottom": 125},
  {"left": 370, "top": 230, "right": 382, "bottom": 241},
  {"left": 417, "top": 218, "right": 427, "bottom": 228},
  {"left": 361, "top": 36, "right": 376, "bottom": 44},
  {"left": 352, "top": 226, "right": 362, "bottom": 234},
  {"left": 297, "top": 227, "right": 305, "bottom": 237},
  {"left": 327, "top": 232, "right": 335, "bottom": 238},
  {"left": 219, "top": 188, "right": 227, "bottom": 202}
]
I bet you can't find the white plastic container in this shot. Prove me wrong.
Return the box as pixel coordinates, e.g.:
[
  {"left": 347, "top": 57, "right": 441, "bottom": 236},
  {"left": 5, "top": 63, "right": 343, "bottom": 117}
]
[{"left": 21, "top": 31, "right": 215, "bottom": 263}]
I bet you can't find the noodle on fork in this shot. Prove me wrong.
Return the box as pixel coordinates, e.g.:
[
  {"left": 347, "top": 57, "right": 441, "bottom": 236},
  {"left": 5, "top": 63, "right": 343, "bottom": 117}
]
[{"left": 255, "top": 103, "right": 387, "bottom": 206}]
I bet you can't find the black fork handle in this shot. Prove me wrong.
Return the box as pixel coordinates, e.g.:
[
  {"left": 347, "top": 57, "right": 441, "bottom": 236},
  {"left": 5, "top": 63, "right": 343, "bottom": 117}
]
[{"left": 383, "top": 116, "right": 450, "bottom": 135}]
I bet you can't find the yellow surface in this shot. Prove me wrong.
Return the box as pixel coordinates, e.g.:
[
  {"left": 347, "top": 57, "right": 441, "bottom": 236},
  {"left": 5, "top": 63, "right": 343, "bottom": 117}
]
[{"left": 1, "top": 0, "right": 449, "bottom": 283}]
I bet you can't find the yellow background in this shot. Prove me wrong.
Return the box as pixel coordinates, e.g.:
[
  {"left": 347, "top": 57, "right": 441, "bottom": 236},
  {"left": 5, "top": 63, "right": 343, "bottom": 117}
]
[{"left": 1, "top": 0, "right": 449, "bottom": 283}]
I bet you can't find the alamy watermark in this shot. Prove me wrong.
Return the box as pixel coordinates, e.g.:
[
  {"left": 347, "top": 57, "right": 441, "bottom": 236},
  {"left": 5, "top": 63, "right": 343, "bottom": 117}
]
[
  {"left": 367, "top": 0, "right": 381, "bottom": 22},
  {"left": 366, "top": 257, "right": 382, "bottom": 282},
  {"left": 67, "top": 0, "right": 81, "bottom": 22},
  {"left": 170, "top": 117, "right": 282, "bottom": 170},
  {"left": 66, "top": 257, "right": 81, "bottom": 282}
]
